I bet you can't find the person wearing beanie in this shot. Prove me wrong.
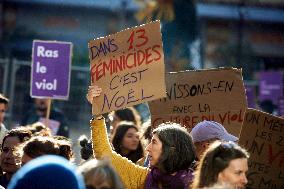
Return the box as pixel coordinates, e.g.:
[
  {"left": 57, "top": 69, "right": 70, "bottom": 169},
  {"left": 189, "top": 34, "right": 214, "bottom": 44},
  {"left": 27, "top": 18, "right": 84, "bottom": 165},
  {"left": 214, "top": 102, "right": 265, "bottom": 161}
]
[
  {"left": 190, "top": 120, "right": 238, "bottom": 160},
  {"left": 7, "top": 155, "right": 86, "bottom": 189}
]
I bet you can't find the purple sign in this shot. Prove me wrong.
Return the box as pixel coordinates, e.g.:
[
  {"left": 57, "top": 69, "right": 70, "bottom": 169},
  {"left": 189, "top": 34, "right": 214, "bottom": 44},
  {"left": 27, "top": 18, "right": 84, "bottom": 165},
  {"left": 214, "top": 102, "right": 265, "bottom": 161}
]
[
  {"left": 31, "top": 40, "right": 72, "bottom": 99},
  {"left": 245, "top": 84, "right": 256, "bottom": 108},
  {"left": 259, "top": 71, "right": 283, "bottom": 105}
]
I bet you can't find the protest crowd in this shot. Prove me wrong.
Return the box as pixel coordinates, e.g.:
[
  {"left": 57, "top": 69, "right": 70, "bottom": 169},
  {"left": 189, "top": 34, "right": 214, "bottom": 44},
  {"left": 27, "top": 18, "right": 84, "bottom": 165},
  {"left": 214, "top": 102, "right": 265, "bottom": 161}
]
[
  {"left": 0, "top": 84, "right": 251, "bottom": 189},
  {"left": 0, "top": 18, "right": 283, "bottom": 189}
]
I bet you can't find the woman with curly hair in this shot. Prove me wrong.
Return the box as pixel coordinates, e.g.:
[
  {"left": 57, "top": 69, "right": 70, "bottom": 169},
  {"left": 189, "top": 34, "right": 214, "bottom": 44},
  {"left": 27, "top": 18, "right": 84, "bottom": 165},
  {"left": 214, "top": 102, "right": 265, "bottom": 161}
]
[{"left": 87, "top": 85, "right": 196, "bottom": 189}]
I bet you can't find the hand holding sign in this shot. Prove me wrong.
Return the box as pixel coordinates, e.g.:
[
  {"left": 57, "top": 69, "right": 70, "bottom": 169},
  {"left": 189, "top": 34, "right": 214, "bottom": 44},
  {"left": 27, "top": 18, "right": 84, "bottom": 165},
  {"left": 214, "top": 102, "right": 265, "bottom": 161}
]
[
  {"left": 88, "top": 21, "right": 166, "bottom": 115},
  {"left": 86, "top": 85, "right": 102, "bottom": 105},
  {"left": 31, "top": 40, "right": 73, "bottom": 99}
]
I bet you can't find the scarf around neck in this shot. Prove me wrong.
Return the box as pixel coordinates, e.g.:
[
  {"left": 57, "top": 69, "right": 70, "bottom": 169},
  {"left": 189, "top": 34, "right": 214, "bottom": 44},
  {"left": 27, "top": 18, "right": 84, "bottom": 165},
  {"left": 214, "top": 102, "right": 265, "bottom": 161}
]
[{"left": 145, "top": 167, "right": 194, "bottom": 189}]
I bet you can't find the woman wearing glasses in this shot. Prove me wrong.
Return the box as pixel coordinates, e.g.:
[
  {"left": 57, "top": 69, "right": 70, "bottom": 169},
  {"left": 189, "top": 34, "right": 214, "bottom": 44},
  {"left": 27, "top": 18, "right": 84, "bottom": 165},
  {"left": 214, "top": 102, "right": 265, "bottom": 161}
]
[{"left": 192, "top": 141, "right": 249, "bottom": 189}]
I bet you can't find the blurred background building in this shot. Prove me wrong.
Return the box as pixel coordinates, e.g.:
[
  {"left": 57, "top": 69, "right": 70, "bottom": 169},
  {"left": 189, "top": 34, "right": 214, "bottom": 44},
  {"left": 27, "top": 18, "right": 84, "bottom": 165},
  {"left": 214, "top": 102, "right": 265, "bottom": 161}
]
[{"left": 0, "top": 0, "right": 283, "bottom": 136}]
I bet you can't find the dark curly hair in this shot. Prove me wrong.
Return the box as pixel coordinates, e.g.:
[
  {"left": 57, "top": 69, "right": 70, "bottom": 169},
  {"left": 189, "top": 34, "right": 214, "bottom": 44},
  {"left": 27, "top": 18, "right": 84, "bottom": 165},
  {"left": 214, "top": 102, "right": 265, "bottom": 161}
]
[
  {"left": 153, "top": 122, "right": 196, "bottom": 174},
  {"left": 19, "top": 136, "right": 74, "bottom": 163}
]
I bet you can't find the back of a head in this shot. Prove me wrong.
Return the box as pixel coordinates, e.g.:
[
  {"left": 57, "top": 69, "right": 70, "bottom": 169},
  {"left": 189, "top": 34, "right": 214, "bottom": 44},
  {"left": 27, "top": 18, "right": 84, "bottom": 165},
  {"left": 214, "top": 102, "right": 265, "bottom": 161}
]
[
  {"left": 153, "top": 122, "right": 196, "bottom": 173},
  {"left": 192, "top": 141, "right": 249, "bottom": 188},
  {"left": 53, "top": 136, "right": 74, "bottom": 161},
  {"left": 8, "top": 155, "right": 85, "bottom": 189},
  {"left": 78, "top": 159, "right": 124, "bottom": 189},
  {"left": 27, "top": 122, "right": 52, "bottom": 136},
  {"left": 21, "top": 136, "right": 60, "bottom": 160}
]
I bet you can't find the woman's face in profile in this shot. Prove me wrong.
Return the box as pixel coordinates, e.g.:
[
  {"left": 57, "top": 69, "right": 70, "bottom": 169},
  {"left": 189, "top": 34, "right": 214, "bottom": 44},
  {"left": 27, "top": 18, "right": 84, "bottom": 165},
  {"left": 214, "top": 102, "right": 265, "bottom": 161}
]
[
  {"left": 218, "top": 158, "right": 248, "bottom": 189},
  {"left": 145, "top": 134, "right": 163, "bottom": 166}
]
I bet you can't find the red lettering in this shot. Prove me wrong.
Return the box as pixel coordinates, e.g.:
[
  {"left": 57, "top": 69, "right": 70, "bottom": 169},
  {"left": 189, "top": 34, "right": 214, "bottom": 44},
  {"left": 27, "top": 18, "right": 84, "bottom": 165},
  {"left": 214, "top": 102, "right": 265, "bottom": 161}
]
[
  {"left": 127, "top": 31, "right": 135, "bottom": 50},
  {"left": 103, "top": 60, "right": 112, "bottom": 76},
  {"left": 192, "top": 116, "right": 198, "bottom": 126},
  {"left": 152, "top": 45, "right": 161, "bottom": 61},
  {"left": 231, "top": 114, "right": 238, "bottom": 121},
  {"left": 183, "top": 116, "right": 191, "bottom": 127},
  {"left": 90, "top": 64, "right": 96, "bottom": 83},
  {"left": 137, "top": 50, "right": 145, "bottom": 66},
  {"left": 114, "top": 59, "right": 123, "bottom": 72},
  {"left": 219, "top": 112, "right": 227, "bottom": 125},
  {"left": 153, "top": 115, "right": 202, "bottom": 130},
  {"left": 126, "top": 53, "right": 135, "bottom": 68},
  {"left": 91, "top": 43, "right": 161, "bottom": 82},
  {"left": 145, "top": 47, "right": 153, "bottom": 64},
  {"left": 121, "top": 55, "right": 127, "bottom": 71},
  {"left": 96, "top": 62, "right": 104, "bottom": 81},
  {"left": 227, "top": 111, "right": 231, "bottom": 124},
  {"left": 127, "top": 29, "right": 149, "bottom": 50},
  {"left": 238, "top": 109, "right": 243, "bottom": 122},
  {"left": 135, "top": 29, "right": 148, "bottom": 47}
]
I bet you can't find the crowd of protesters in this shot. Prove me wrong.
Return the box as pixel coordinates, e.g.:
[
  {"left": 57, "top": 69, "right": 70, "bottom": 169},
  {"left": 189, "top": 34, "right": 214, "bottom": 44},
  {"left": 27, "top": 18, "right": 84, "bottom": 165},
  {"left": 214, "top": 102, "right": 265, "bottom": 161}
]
[{"left": 0, "top": 87, "right": 252, "bottom": 189}]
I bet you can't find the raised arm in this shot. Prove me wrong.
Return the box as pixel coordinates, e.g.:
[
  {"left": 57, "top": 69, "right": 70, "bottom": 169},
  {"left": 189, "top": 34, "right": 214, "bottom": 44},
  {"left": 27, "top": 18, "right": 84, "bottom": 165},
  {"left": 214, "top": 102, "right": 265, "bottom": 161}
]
[
  {"left": 90, "top": 117, "right": 112, "bottom": 157},
  {"left": 87, "top": 85, "right": 149, "bottom": 188}
]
